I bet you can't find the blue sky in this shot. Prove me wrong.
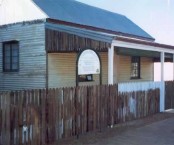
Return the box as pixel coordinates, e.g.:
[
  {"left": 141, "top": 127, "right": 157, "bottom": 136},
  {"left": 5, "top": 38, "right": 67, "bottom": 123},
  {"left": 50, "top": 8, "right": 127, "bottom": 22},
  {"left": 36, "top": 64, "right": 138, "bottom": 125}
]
[{"left": 77, "top": 0, "right": 174, "bottom": 46}]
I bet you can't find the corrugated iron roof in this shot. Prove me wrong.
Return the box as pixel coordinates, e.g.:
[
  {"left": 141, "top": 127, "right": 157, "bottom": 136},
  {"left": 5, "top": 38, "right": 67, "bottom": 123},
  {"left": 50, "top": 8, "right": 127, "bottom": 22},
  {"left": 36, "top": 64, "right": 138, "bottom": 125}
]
[
  {"left": 45, "top": 22, "right": 115, "bottom": 43},
  {"left": 33, "top": 0, "right": 154, "bottom": 40}
]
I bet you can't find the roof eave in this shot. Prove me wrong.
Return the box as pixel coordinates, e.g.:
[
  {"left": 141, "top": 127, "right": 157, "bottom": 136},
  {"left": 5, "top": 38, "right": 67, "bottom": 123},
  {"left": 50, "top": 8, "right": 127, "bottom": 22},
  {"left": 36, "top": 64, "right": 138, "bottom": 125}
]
[
  {"left": 115, "top": 37, "right": 174, "bottom": 50},
  {"left": 46, "top": 18, "right": 155, "bottom": 42}
]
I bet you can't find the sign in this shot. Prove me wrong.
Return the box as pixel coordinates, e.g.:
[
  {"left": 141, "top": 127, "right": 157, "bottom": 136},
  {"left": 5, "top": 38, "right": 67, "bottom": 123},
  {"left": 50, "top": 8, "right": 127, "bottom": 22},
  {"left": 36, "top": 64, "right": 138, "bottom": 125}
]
[{"left": 78, "top": 49, "right": 100, "bottom": 75}]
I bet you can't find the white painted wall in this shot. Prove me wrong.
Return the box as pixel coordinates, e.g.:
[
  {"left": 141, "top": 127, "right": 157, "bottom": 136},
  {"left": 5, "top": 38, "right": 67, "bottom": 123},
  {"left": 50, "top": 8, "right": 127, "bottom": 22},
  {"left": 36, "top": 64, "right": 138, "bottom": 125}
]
[
  {"left": 118, "top": 81, "right": 161, "bottom": 92},
  {"left": 154, "top": 62, "right": 173, "bottom": 81},
  {"left": 0, "top": 0, "right": 47, "bottom": 25}
]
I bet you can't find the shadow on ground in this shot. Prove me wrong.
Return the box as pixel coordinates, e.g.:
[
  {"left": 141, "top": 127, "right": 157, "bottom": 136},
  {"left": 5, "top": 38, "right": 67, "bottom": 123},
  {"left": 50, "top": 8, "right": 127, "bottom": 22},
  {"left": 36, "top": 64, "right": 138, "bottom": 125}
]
[{"left": 56, "top": 110, "right": 174, "bottom": 145}]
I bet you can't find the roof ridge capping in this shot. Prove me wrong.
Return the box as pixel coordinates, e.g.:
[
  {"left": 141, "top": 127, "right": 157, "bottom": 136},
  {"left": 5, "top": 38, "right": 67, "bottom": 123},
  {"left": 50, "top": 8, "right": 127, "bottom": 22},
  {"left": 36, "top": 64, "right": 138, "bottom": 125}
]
[
  {"left": 0, "top": 19, "right": 45, "bottom": 29},
  {"left": 33, "top": 0, "right": 155, "bottom": 41},
  {"left": 0, "top": 19, "right": 46, "bottom": 29}
]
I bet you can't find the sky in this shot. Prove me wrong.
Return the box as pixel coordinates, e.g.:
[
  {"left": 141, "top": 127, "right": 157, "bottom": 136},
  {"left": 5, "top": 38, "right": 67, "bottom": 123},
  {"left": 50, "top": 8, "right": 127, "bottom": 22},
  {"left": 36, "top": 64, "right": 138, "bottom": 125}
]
[
  {"left": 1, "top": 0, "right": 173, "bottom": 45},
  {"left": 76, "top": 0, "right": 174, "bottom": 81},
  {"left": 77, "top": 0, "right": 174, "bottom": 46}
]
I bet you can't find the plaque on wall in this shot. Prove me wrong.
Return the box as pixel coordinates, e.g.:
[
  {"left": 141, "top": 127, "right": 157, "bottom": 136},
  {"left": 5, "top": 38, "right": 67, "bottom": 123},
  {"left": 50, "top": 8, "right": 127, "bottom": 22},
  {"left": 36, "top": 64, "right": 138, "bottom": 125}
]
[{"left": 78, "top": 49, "right": 100, "bottom": 75}]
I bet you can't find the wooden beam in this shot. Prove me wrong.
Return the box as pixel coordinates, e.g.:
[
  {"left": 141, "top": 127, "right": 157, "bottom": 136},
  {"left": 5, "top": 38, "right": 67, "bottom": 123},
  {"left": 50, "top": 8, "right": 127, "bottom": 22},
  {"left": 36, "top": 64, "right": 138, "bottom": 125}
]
[{"left": 108, "top": 44, "right": 114, "bottom": 84}]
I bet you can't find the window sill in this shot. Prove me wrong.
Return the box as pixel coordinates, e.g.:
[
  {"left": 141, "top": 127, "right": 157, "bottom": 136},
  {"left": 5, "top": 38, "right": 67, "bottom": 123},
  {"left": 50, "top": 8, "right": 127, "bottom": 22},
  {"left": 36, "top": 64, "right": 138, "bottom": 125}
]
[
  {"left": 79, "top": 80, "right": 94, "bottom": 82},
  {"left": 3, "top": 70, "right": 19, "bottom": 73},
  {"left": 3, "top": 71, "right": 19, "bottom": 72},
  {"left": 130, "top": 77, "right": 142, "bottom": 80}
]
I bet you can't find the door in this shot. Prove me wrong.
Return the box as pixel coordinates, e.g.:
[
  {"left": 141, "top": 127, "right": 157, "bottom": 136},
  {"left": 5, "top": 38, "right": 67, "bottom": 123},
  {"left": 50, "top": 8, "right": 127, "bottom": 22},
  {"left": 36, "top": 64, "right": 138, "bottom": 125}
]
[{"left": 165, "top": 81, "right": 174, "bottom": 110}]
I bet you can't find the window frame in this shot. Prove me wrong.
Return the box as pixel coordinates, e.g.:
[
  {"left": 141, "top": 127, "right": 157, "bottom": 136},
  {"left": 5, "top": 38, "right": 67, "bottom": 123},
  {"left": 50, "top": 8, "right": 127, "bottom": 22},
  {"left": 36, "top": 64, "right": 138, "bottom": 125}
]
[
  {"left": 78, "top": 74, "right": 93, "bottom": 82},
  {"left": 3, "top": 41, "right": 19, "bottom": 72},
  {"left": 130, "top": 56, "right": 141, "bottom": 79}
]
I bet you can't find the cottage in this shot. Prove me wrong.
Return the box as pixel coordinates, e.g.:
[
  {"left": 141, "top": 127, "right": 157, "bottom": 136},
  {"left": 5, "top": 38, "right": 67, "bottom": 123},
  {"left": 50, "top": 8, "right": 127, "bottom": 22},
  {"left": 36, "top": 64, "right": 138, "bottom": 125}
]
[{"left": 0, "top": 0, "right": 174, "bottom": 111}]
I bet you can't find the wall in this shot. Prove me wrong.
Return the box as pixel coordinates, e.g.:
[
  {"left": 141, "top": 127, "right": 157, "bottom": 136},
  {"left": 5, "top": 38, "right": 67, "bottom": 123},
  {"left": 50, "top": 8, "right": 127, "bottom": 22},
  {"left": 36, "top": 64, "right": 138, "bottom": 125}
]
[
  {"left": 116, "top": 55, "right": 154, "bottom": 83},
  {"left": 48, "top": 52, "right": 108, "bottom": 88},
  {"left": 48, "top": 53, "right": 76, "bottom": 88},
  {"left": 0, "top": 0, "right": 47, "bottom": 25},
  {"left": 0, "top": 22, "right": 46, "bottom": 91},
  {"left": 48, "top": 51, "right": 154, "bottom": 88}
]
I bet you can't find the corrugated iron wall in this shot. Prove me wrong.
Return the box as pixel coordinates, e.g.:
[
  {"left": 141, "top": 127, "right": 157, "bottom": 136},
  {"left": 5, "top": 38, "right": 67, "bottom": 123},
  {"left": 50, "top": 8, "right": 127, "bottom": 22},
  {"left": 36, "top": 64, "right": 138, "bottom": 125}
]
[{"left": 0, "top": 22, "right": 46, "bottom": 91}]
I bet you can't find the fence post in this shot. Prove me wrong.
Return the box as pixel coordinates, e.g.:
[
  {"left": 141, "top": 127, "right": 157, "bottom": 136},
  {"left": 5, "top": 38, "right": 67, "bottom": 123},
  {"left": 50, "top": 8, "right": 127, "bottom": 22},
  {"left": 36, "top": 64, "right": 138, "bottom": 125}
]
[
  {"left": 160, "top": 52, "right": 165, "bottom": 112},
  {"left": 1, "top": 92, "right": 9, "bottom": 145},
  {"left": 75, "top": 86, "right": 79, "bottom": 138},
  {"left": 6, "top": 92, "right": 10, "bottom": 145},
  {"left": 160, "top": 81, "right": 165, "bottom": 112},
  {"left": 45, "top": 89, "right": 49, "bottom": 145}
]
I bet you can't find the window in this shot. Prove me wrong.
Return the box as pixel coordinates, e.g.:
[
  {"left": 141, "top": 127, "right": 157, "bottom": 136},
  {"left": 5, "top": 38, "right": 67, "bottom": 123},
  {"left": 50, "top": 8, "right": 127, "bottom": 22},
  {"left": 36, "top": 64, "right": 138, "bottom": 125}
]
[
  {"left": 78, "top": 74, "right": 93, "bottom": 82},
  {"left": 3, "top": 41, "right": 19, "bottom": 72},
  {"left": 131, "top": 56, "right": 140, "bottom": 79}
]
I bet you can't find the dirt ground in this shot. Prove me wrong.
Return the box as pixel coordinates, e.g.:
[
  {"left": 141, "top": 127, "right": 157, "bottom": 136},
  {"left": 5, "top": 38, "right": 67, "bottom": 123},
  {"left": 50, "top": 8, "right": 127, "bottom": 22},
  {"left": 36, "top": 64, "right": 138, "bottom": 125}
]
[{"left": 55, "top": 111, "right": 174, "bottom": 145}]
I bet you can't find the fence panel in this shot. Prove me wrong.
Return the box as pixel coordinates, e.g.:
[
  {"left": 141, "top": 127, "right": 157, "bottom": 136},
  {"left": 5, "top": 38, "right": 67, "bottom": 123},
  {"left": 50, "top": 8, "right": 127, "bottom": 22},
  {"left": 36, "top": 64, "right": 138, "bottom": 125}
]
[
  {"left": 165, "top": 81, "right": 174, "bottom": 109},
  {"left": 117, "top": 89, "right": 160, "bottom": 123},
  {"left": 0, "top": 92, "right": 10, "bottom": 145},
  {"left": 0, "top": 84, "right": 160, "bottom": 145}
]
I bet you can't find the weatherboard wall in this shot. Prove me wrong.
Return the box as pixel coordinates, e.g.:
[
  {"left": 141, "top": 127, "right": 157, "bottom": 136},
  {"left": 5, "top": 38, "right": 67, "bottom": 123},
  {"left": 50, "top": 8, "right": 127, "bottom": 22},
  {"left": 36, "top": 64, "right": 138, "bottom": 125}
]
[
  {"left": 48, "top": 52, "right": 108, "bottom": 88},
  {"left": 0, "top": 23, "right": 46, "bottom": 91},
  {"left": 117, "top": 55, "right": 154, "bottom": 82},
  {"left": 48, "top": 51, "right": 154, "bottom": 88},
  {"left": 48, "top": 53, "right": 76, "bottom": 88}
]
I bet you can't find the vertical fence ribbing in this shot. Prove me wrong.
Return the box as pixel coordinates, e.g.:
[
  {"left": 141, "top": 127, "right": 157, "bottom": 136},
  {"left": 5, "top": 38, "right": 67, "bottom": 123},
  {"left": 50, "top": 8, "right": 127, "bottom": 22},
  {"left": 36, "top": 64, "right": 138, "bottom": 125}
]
[{"left": 0, "top": 84, "right": 160, "bottom": 145}]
